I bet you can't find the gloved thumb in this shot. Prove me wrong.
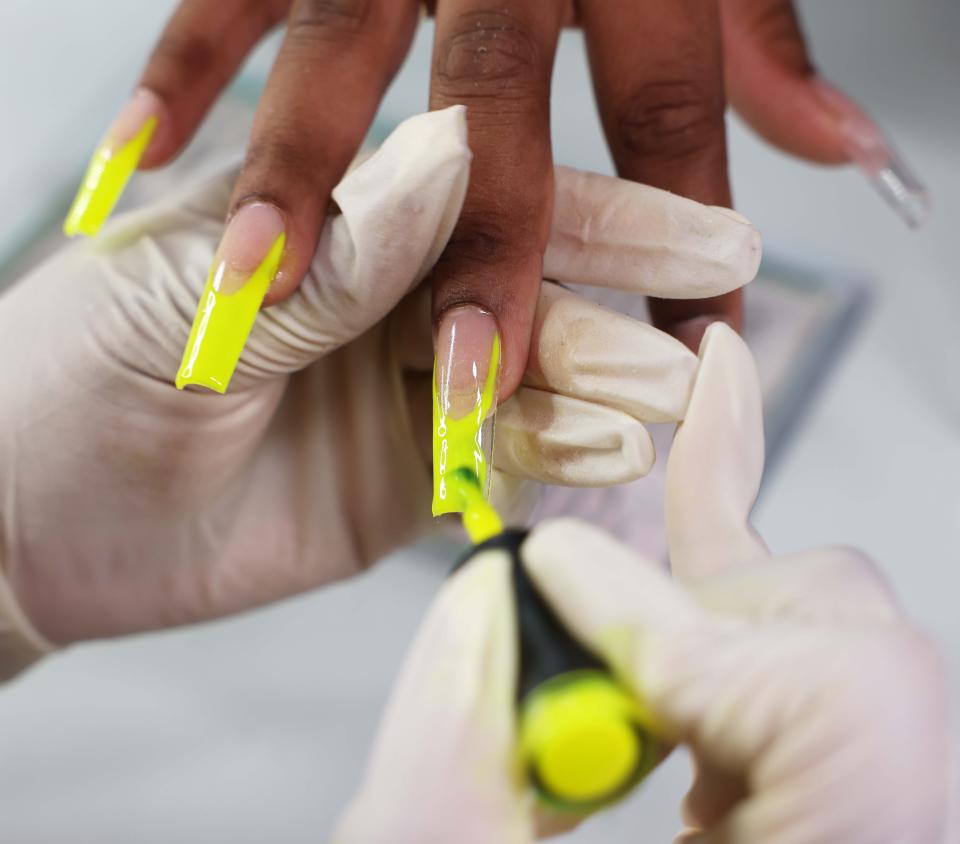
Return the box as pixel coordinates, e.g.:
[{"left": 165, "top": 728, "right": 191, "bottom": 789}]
[{"left": 521, "top": 518, "right": 712, "bottom": 738}]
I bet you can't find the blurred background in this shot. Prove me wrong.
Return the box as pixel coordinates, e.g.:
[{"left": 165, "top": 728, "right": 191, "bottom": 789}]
[{"left": 0, "top": 1, "right": 957, "bottom": 841}]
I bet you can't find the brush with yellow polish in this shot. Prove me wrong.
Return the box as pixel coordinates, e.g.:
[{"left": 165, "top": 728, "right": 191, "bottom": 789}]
[{"left": 448, "top": 468, "right": 661, "bottom": 812}]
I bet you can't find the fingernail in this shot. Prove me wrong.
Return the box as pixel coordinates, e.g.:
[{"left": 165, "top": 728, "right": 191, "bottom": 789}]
[
  {"left": 432, "top": 306, "right": 501, "bottom": 517},
  {"left": 812, "top": 79, "right": 930, "bottom": 228},
  {"left": 176, "top": 203, "right": 286, "bottom": 394},
  {"left": 63, "top": 88, "right": 161, "bottom": 238}
]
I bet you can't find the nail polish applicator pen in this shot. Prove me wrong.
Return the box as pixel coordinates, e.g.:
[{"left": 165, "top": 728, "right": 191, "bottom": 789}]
[{"left": 449, "top": 468, "right": 661, "bottom": 812}]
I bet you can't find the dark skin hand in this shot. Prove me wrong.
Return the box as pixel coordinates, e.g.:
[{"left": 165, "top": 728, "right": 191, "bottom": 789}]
[{"left": 125, "top": 0, "right": 864, "bottom": 396}]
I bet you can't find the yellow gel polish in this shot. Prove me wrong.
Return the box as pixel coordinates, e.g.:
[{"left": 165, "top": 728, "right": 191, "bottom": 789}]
[
  {"left": 432, "top": 320, "right": 501, "bottom": 517},
  {"left": 63, "top": 117, "right": 157, "bottom": 238},
  {"left": 176, "top": 233, "right": 285, "bottom": 394}
]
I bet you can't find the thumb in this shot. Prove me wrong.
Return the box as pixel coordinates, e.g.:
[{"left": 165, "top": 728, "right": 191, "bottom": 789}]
[
  {"left": 522, "top": 519, "right": 706, "bottom": 696},
  {"left": 666, "top": 322, "right": 769, "bottom": 584},
  {"left": 231, "top": 107, "right": 472, "bottom": 382}
]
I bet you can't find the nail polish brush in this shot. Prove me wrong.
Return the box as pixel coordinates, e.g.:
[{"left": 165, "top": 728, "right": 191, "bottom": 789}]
[{"left": 449, "top": 468, "right": 662, "bottom": 812}]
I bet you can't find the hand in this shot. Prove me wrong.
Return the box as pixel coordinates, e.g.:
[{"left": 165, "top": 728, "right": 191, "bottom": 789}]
[
  {"left": 63, "top": 0, "right": 908, "bottom": 409},
  {"left": 0, "top": 109, "right": 757, "bottom": 663},
  {"left": 335, "top": 324, "right": 955, "bottom": 844}
]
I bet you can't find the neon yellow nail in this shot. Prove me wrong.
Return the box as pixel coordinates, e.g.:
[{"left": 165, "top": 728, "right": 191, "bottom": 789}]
[
  {"left": 176, "top": 233, "right": 285, "bottom": 394},
  {"left": 63, "top": 116, "right": 157, "bottom": 238},
  {"left": 432, "top": 326, "right": 501, "bottom": 517}
]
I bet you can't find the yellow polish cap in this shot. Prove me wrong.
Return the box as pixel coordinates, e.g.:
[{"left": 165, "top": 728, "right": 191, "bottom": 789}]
[{"left": 520, "top": 670, "right": 656, "bottom": 810}]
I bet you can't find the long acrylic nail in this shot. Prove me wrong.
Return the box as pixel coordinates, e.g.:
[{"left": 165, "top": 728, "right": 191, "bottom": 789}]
[
  {"left": 63, "top": 89, "right": 161, "bottom": 238},
  {"left": 176, "top": 203, "right": 286, "bottom": 394},
  {"left": 812, "top": 79, "right": 930, "bottom": 228},
  {"left": 432, "top": 306, "right": 502, "bottom": 517}
]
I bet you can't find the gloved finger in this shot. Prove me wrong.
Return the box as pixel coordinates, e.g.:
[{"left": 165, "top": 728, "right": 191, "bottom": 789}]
[
  {"left": 578, "top": 0, "right": 741, "bottom": 350},
  {"left": 693, "top": 547, "right": 904, "bottom": 625},
  {"left": 545, "top": 167, "right": 761, "bottom": 300},
  {"left": 231, "top": 107, "right": 471, "bottom": 386},
  {"left": 522, "top": 519, "right": 705, "bottom": 689},
  {"left": 497, "top": 388, "right": 655, "bottom": 485},
  {"left": 395, "top": 280, "right": 700, "bottom": 423},
  {"left": 403, "top": 373, "right": 655, "bottom": 488},
  {"left": 666, "top": 322, "right": 769, "bottom": 584},
  {"left": 334, "top": 548, "right": 530, "bottom": 844},
  {"left": 524, "top": 283, "right": 699, "bottom": 423},
  {"left": 394, "top": 164, "right": 761, "bottom": 321},
  {"left": 528, "top": 524, "right": 955, "bottom": 844}
]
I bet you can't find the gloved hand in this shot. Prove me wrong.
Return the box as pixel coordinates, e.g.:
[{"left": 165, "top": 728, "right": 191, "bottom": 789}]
[
  {"left": 0, "top": 107, "right": 760, "bottom": 674},
  {"left": 335, "top": 324, "right": 956, "bottom": 844}
]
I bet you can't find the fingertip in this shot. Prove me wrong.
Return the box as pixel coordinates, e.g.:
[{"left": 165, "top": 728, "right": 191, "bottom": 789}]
[
  {"left": 730, "top": 66, "right": 851, "bottom": 165},
  {"left": 722, "top": 0, "right": 850, "bottom": 165},
  {"left": 522, "top": 520, "right": 702, "bottom": 669},
  {"left": 524, "top": 518, "right": 663, "bottom": 589},
  {"left": 696, "top": 319, "right": 743, "bottom": 357},
  {"left": 666, "top": 315, "right": 736, "bottom": 354},
  {"left": 523, "top": 518, "right": 611, "bottom": 582},
  {"left": 434, "top": 276, "right": 539, "bottom": 401}
]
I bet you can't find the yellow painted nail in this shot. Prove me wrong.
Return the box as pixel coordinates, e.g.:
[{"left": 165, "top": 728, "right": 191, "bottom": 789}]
[
  {"left": 432, "top": 306, "right": 501, "bottom": 517},
  {"left": 176, "top": 203, "right": 286, "bottom": 394},
  {"left": 63, "top": 90, "right": 161, "bottom": 238}
]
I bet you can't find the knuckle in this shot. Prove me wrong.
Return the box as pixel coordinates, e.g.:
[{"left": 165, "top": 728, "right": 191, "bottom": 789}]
[
  {"left": 614, "top": 78, "right": 725, "bottom": 161},
  {"left": 288, "top": 0, "right": 371, "bottom": 41},
  {"left": 151, "top": 30, "right": 218, "bottom": 79},
  {"left": 445, "top": 221, "right": 516, "bottom": 269},
  {"left": 434, "top": 10, "right": 541, "bottom": 98},
  {"left": 242, "top": 137, "right": 316, "bottom": 185},
  {"left": 443, "top": 208, "right": 539, "bottom": 270}
]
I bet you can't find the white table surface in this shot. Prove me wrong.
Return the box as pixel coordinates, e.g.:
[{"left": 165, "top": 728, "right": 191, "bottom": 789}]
[{"left": 0, "top": 2, "right": 957, "bottom": 841}]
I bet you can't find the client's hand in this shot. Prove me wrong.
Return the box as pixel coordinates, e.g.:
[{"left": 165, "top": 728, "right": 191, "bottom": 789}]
[
  {"left": 335, "top": 325, "right": 955, "bottom": 844},
  {"left": 0, "top": 109, "right": 758, "bottom": 665}
]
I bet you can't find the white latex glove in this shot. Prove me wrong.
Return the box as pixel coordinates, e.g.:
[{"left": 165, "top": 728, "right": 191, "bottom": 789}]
[
  {"left": 335, "top": 324, "right": 956, "bottom": 844},
  {"left": 0, "top": 108, "right": 760, "bottom": 675}
]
